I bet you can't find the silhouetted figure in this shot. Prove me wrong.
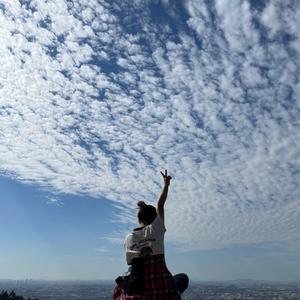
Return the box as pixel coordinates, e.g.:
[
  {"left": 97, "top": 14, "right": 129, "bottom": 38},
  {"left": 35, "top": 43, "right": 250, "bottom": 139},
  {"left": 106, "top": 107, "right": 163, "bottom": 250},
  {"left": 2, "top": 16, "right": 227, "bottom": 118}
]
[{"left": 114, "top": 170, "right": 189, "bottom": 299}]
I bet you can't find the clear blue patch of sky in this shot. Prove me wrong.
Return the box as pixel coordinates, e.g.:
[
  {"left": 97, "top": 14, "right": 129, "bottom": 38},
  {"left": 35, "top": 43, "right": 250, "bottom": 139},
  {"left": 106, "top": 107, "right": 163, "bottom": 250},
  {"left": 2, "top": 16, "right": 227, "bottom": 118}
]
[
  {"left": 0, "top": 176, "right": 120, "bottom": 256},
  {"left": 165, "top": 242, "right": 300, "bottom": 281}
]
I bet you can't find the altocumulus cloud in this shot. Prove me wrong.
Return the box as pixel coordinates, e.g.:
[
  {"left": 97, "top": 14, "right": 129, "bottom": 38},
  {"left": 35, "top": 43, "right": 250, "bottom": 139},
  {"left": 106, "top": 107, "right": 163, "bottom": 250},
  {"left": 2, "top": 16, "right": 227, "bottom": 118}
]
[{"left": 0, "top": 0, "right": 299, "bottom": 250}]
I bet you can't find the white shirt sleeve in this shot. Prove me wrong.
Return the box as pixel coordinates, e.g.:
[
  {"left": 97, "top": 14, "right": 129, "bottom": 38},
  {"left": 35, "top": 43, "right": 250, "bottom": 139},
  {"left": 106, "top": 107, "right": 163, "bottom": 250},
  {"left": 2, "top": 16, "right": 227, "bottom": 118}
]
[
  {"left": 125, "top": 234, "right": 141, "bottom": 265},
  {"left": 150, "top": 215, "right": 166, "bottom": 233}
]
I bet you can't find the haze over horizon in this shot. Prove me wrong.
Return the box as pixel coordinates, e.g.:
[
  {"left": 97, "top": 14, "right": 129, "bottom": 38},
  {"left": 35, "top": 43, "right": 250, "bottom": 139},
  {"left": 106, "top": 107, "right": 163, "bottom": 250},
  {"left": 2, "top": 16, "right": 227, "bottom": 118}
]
[{"left": 0, "top": 0, "right": 299, "bottom": 281}]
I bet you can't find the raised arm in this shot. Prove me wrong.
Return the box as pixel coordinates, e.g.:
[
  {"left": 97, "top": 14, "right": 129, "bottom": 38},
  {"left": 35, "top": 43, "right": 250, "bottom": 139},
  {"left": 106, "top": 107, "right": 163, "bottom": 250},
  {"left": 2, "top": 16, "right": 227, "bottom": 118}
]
[{"left": 156, "top": 170, "right": 172, "bottom": 222}]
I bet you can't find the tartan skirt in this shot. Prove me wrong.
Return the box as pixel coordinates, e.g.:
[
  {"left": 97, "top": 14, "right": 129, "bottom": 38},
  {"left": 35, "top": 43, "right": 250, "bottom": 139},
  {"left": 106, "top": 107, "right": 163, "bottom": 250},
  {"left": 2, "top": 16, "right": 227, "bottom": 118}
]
[{"left": 114, "top": 254, "right": 181, "bottom": 300}]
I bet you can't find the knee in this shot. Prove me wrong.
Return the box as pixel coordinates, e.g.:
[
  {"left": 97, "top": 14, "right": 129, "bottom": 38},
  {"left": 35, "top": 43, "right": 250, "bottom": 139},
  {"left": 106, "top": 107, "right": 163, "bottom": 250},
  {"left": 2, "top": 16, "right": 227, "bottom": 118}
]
[
  {"left": 174, "top": 273, "right": 189, "bottom": 292},
  {"left": 181, "top": 273, "right": 189, "bottom": 286}
]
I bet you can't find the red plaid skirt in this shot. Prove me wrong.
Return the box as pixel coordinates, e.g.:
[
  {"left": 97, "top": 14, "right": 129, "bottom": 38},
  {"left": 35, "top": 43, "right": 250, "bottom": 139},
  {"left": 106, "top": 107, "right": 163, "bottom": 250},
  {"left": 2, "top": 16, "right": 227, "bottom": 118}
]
[{"left": 114, "top": 254, "right": 181, "bottom": 300}]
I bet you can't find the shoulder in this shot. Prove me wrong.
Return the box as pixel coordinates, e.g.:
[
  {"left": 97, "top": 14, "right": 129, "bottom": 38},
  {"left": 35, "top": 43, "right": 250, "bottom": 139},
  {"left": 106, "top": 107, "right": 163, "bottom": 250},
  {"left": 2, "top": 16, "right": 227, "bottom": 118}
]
[
  {"left": 125, "top": 232, "right": 133, "bottom": 240},
  {"left": 150, "top": 215, "right": 166, "bottom": 232},
  {"left": 125, "top": 229, "right": 143, "bottom": 244},
  {"left": 125, "top": 232, "right": 134, "bottom": 244}
]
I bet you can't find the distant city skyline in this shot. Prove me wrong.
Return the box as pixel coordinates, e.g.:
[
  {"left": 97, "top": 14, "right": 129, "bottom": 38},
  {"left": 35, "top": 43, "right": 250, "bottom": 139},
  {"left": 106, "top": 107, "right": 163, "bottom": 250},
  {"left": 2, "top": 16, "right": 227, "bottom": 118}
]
[
  {"left": 1, "top": 279, "right": 300, "bottom": 300},
  {"left": 0, "top": 0, "right": 300, "bottom": 281}
]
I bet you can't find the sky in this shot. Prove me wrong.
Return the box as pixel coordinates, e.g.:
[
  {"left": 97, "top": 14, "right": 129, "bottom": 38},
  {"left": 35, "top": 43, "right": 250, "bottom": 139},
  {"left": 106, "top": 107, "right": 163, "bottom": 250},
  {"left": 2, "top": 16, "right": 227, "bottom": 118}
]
[{"left": 0, "top": 0, "right": 299, "bottom": 281}]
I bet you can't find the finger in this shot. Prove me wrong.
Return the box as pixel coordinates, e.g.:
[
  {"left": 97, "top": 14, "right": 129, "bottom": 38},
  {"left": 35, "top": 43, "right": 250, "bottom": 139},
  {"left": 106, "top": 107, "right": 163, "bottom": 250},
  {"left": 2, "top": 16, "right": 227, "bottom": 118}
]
[
  {"left": 160, "top": 171, "right": 165, "bottom": 177},
  {"left": 165, "top": 169, "right": 167, "bottom": 176}
]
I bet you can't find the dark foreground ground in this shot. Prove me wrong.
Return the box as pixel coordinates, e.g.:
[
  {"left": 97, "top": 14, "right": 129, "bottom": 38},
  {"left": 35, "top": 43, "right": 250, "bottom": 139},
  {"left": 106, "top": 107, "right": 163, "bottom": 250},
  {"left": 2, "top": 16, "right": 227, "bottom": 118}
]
[{"left": 0, "top": 279, "right": 300, "bottom": 299}]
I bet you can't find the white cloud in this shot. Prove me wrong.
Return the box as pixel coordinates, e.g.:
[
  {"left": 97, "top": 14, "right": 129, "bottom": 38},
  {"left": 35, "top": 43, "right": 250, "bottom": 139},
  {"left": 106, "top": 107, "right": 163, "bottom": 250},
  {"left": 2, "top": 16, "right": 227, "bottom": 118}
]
[
  {"left": 0, "top": 0, "right": 299, "bottom": 251},
  {"left": 90, "top": 247, "right": 109, "bottom": 253},
  {"left": 261, "top": 1, "right": 281, "bottom": 37},
  {"left": 46, "top": 196, "right": 64, "bottom": 207}
]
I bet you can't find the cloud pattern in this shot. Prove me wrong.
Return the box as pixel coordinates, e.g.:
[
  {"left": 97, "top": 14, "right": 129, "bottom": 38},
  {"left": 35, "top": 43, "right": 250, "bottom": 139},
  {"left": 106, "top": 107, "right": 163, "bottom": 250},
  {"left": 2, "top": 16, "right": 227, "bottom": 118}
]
[{"left": 0, "top": 0, "right": 299, "bottom": 250}]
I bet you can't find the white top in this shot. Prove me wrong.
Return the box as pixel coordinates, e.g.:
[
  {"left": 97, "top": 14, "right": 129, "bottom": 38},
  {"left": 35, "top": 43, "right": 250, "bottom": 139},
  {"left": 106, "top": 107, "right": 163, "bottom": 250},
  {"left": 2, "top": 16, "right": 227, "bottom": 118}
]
[{"left": 124, "top": 216, "right": 166, "bottom": 265}]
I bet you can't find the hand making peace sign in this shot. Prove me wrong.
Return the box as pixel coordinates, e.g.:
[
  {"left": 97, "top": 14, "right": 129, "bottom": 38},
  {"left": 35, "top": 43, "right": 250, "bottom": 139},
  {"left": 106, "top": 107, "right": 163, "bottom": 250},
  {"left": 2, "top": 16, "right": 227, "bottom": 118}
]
[{"left": 160, "top": 169, "right": 172, "bottom": 186}]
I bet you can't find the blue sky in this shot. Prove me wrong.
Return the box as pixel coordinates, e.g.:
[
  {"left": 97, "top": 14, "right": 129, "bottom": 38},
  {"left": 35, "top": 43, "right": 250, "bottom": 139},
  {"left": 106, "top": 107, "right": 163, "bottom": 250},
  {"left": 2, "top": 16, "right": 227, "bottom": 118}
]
[{"left": 0, "top": 0, "right": 300, "bottom": 281}]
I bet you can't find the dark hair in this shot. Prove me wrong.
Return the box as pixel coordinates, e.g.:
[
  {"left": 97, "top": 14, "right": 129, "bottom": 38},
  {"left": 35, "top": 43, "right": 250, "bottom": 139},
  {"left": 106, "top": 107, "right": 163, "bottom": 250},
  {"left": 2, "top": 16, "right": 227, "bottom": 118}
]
[{"left": 137, "top": 201, "right": 157, "bottom": 225}]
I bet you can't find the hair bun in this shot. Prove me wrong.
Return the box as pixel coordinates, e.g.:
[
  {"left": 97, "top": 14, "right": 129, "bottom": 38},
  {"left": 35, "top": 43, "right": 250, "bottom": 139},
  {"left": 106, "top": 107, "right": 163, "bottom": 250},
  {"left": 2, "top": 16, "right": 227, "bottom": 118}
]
[{"left": 137, "top": 201, "right": 147, "bottom": 209}]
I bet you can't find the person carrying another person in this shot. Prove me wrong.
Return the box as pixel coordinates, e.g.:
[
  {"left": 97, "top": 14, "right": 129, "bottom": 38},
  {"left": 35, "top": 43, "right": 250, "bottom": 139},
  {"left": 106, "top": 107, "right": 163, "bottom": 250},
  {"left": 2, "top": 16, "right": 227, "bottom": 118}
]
[{"left": 114, "top": 170, "right": 189, "bottom": 299}]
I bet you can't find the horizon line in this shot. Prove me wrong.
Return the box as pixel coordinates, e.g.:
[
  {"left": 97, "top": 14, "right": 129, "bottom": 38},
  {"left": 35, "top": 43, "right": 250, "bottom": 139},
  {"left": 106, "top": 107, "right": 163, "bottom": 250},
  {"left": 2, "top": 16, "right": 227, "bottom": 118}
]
[{"left": 1, "top": 278, "right": 299, "bottom": 283}]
